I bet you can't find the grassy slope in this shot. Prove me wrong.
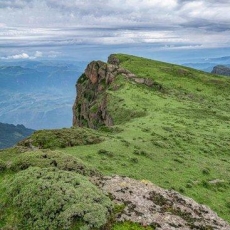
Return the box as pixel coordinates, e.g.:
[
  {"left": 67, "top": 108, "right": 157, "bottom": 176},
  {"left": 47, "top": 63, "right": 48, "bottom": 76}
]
[
  {"left": 66, "top": 54, "right": 230, "bottom": 221},
  {"left": 0, "top": 54, "right": 230, "bottom": 226}
]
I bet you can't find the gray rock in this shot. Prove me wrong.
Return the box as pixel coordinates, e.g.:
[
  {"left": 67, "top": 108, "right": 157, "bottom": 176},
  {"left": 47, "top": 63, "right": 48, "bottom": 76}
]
[
  {"left": 96, "top": 175, "right": 230, "bottom": 230},
  {"left": 108, "top": 54, "right": 120, "bottom": 66},
  {"left": 211, "top": 65, "right": 230, "bottom": 76}
]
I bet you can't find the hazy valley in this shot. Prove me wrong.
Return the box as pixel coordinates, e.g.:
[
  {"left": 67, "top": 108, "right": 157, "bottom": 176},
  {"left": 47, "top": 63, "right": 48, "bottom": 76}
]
[{"left": 0, "top": 60, "right": 87, "bottom": 129}]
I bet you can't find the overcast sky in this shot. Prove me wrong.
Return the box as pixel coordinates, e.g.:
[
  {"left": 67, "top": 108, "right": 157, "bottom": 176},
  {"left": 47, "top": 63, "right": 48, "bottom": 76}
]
[{"left": 0, "top": 0, "right": 230, "bottom": 62}]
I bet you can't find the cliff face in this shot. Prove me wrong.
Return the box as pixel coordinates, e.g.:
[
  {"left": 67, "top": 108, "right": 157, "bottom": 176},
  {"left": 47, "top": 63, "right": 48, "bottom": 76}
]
[
  {"left": 211, "top": 65, "right": 230, "bottom": 76},
  {"left": 72, "top": 59, "right": 116, "bottom": 128}
]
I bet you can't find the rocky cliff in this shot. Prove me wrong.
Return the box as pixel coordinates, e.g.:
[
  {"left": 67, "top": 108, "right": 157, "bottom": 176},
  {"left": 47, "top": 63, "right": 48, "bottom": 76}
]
[
  {"left": 211, "top": 65, "right": 230, "bottom": 76},
  {"left": 72, "top": 60, "right": 115, "bottom": 128},
  {"left": 73, "top": 54, "right": 162, "bottom": 128}
]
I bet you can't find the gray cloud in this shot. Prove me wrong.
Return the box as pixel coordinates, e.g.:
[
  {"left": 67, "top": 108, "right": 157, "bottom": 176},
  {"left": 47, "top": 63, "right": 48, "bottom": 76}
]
[
  {"left": 0, "top": 0, "right": 33, "bottom": 8},
  {"left": 0, "top": 0, "right": 230, "bottom": 60}
]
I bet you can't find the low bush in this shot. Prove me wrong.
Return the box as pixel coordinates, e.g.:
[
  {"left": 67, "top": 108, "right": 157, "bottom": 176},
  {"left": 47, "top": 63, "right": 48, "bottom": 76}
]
[
  {"left": 0, "top": 159, "right": 6, "bottom": 172},
  {"left": 18, "top": 128, "right": 102, "bottom": 149},
  {"left": 2, "top": 167, "right": 113, "bottom": 230},
  {"left": 10, "top": 150, "right": 100, "bottom": 177},
  {"left": 98, "top": 149, "right": 114, "bottom": 157}
]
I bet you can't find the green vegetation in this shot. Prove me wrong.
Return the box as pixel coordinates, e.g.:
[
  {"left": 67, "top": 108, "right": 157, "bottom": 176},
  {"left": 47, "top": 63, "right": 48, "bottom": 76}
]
[
  {"left": 0, "top": 54, "right": 230, "bottom": 228},
  {"left": 112, "top": 222, "right": 154, "bottom": 230},
  {"left": 19, "top": 127, "right": 102, "bottom": 149},
  {"left": 10, "top": 150, "right": 100, "bottom": 176},
  {"left": 0, "top": 167, "right": 113, "bottom": 230}
]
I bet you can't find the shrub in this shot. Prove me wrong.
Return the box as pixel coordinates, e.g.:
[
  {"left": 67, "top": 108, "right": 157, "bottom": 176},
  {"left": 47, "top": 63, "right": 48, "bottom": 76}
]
[
  {"left": 18, "top": 128, "right": 102, "bottom": 149},
  {"left": 130, "top": 157, "right": 139, "bottom": 163},
  {"left": 202, "top": 168, "right": 210, "bottom": 175},
  {"left": 0, "top": 159, "right": 6, "bottom": 172},
  {"left": 10, "top": 150, "right": 100, "bottom": 177},
  {"left": 3, "top": 167, "right": 113, "bottom": 230},
  {"left": 98, "top": 149, "right": 114, "bottom": 157}
]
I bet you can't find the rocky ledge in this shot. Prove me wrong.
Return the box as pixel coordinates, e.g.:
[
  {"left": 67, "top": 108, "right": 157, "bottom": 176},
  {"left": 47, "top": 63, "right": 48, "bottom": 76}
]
[{"left": 94, "top": 175, "right": 230, "bottom": 230}]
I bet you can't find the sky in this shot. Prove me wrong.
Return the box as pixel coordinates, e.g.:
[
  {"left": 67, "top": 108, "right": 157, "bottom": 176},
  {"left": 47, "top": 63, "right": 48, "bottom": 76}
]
[{"left": 1, "top": 0, "right": 230, "bottom": 63}]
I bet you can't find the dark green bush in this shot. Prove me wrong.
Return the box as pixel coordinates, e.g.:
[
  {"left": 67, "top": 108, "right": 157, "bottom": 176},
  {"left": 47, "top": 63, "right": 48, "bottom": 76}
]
[
  {"left": 19, "top": 127, "right": 102, "bottom": 149},
  {"left": 98, "top": 149, "right": 114, "bottom": 157},
  {"left": 10, "top": 150, "right": 100, "bottom": 177},
  {"left": 0, "top": 159, "right": 6, "bottom": 172},
  {"left": 130, "top": 157, "right": 139, "bottom": 163},
  {"left": 3, "top": 167, "right": 113, "bottom": 230},
  {"left": 202, "top": 168, "right": 210, "bottom": 175}
]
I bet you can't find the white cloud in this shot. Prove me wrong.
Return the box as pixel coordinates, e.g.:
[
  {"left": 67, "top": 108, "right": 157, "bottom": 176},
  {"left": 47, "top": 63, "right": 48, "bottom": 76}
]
[
  {"left": 35, "top": 51, "right": 42, "bottom": 57},
  {"left": 1, "top": 52, "right": 29, "bottom": 59},
  {"left": 1, "top": 51, "right": 43, "bottom": 60}
]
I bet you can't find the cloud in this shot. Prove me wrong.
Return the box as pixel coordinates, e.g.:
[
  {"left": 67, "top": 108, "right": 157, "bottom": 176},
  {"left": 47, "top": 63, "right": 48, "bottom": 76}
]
[
  {"left": 1, "top": 51, "right": 43, "bottom": 59},
  {"left": 35, "top": 51, "right": 42, "bottom": 57},
  {"left": 0, "top": 0, "right": 33, "bottom": 8},
  {"left": 0, "top": 0, "right": 230, "bottom": 58}
]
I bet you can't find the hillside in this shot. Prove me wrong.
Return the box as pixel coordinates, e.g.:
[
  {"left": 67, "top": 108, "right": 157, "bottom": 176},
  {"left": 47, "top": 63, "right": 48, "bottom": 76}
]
[
  {"left": 0, "top": 122, "right": 34, "bottom": 149},
  {"left": 0, "top": 54, "right": 230, "bottom": 229}
]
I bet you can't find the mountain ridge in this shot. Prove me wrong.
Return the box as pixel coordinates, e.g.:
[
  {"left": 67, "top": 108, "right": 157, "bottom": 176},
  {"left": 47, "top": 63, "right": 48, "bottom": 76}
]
[{"left": 0, "top": 122, "right": 34, "bottom": 149}]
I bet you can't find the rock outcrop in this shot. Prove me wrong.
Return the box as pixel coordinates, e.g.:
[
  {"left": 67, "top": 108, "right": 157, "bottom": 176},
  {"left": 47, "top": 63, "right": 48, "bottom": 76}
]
[
  {"left": 72, "top": 55, "right": 162, "bottom": 128},
  {"left": 72, "top": 60, "right": 116, "bottom": 128},
  {"left": 211, "top": 65, "right": 230, "bottom": 76},
  {"left": 95, "top": 175, "right": 230, "bottom": 230}
]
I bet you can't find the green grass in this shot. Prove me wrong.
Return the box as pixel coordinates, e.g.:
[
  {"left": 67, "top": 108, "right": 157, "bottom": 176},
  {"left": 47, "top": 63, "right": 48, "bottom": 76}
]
[
  {"left": 69, "top": 54, "right": 230, "bottom": 222},
  {"left": 0, "top": 53, "right": 230, "bottom": 228}
]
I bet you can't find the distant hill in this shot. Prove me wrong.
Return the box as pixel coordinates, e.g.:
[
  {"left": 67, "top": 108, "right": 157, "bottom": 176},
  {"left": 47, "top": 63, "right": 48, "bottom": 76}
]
[
  {"left": 0, "top": 122, "right": 34, "bottom": 149},
  {"left": 211, "top": 65, "right": 230, "bottom": 76},
  {"left": 0, "top": 60, "right": 87, "bottom": 129},
  {"left": 182, "top": 56, "right": 230, "bottom": 72}
]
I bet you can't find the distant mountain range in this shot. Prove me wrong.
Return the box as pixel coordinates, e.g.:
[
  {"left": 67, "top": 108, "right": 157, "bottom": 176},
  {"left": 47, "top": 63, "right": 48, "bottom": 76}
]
[
  {"left": 0, "top": 122, "right": 34, "bottom": 149},
  {"left": 0, "top": 60, "right": 87, "bottom": 129},
  {"left": 182, "top": 56, "right": 230, "bottom": 72}
]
